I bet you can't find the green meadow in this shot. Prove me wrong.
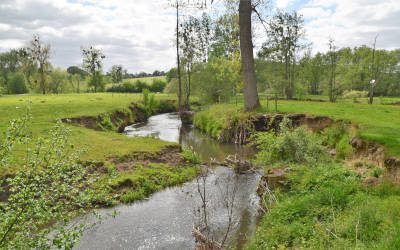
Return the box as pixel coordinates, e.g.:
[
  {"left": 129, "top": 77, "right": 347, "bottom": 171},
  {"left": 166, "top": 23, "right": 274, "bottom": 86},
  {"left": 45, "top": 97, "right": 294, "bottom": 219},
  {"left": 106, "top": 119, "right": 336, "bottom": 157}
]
[{"left": 0, "top": 93, "right": 175, "bottom": 176}]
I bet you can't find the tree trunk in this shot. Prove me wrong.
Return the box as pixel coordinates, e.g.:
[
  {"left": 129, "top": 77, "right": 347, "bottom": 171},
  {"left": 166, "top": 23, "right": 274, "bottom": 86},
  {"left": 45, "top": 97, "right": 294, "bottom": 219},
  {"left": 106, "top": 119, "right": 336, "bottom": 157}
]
[
  {"left": 186, "top": 67, "right": 191, "bottom": 110},
  {"left": 284, "top": 55, "right": 291, "bottom": 99},
  {"left": 239, "top": 0, "right": 260, "bottom": 111},
  {"left": 40, "top": 65, "right": 45, "bottom": 95},
  {"left": 176, "top": 1, "right": 183, "bottom": 114}
]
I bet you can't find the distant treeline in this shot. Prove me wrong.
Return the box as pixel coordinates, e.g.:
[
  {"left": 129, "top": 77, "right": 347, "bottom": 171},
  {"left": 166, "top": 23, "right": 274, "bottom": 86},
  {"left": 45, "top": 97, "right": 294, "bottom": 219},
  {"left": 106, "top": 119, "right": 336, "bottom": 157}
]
[
  {"left": 106, "top": 79, "right": 166, "bottom": 93},
  {"left": 123, "top": 70, "right": 166, "bottom": 79},
  {"left": 0, "top": 36, "right": 167, "bottom": 95}
]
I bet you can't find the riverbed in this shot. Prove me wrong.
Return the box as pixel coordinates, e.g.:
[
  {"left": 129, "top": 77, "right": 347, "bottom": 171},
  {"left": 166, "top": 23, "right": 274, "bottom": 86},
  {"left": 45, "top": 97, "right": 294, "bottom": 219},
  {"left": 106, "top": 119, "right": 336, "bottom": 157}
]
[{"left": 74, "top": 113, "right": 261, "bottom": 249}]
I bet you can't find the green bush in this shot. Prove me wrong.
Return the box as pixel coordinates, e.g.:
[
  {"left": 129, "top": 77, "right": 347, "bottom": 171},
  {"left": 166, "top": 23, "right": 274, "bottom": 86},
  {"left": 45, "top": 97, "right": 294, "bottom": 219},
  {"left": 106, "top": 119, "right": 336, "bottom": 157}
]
[
  {"left": 253, "top": 117, "right": 327, "bottom": 165},
  {"left": 7, "top": 72, "right": 28, "bottom": 94},
  {"left": 150, "top": 79, "right": 166, "bottom": 92},
  {"left": 0, "top": 115, "right": 97, "bottom": 249},
  {"left": 335, "top": 134, "right": 353, "bottom": 160},
  {"left": 97, "top": 113, "right": 115, "bottom": 130},
  {"left": 106, "top": 79, "right": 166, "bottom": 93},
  {"left": 141, "top": 89, "right": 158, "bottom": 116},
  {"left": 342, "top": 90, "right": 368, "bottom": 99},
  {"left": 181, "top": 147, "right": 200, "bottom": 164},
  {"left": 324, "top": 122, "right": 348, "bottom": 147}
]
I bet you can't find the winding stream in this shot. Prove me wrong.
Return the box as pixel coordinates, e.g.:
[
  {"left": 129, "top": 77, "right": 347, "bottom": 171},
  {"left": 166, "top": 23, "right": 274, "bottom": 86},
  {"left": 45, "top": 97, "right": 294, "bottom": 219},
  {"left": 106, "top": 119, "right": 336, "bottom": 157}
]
[{"left": 74, "top": 113, "right": 261, "bottom": 249}]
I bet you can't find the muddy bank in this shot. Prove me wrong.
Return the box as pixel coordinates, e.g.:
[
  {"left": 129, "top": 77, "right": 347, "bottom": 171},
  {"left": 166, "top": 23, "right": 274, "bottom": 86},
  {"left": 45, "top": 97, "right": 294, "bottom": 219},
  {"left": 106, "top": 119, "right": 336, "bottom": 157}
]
[
  {"left": 62, "top": 100, "right": 177, "bottom": 132},
  {"left": 109, "top": 145, "right": 184, "bottom": 172},
  {"left": 219, "top": 112, "right": 333, "bottom": 144}
]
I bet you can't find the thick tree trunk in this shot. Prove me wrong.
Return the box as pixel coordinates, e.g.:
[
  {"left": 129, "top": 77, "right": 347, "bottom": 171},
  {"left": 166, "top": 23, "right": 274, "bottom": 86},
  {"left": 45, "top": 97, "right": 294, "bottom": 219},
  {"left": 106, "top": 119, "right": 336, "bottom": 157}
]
[{"left": 239, "top": 0, "right": 260, "bottom": 111}]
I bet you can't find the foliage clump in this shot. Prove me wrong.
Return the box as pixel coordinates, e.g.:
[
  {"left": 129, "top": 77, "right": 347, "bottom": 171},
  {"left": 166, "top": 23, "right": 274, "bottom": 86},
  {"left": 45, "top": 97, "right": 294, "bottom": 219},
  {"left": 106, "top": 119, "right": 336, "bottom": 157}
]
[
  {"left": 181, "top": 147, "right": 201, "bottom": 164},
  {"left": 253, "top": 117, "right": 327, "bottom": 165},
  {"left": 0, "top": 112, "right": 98, "bottom": 249}
]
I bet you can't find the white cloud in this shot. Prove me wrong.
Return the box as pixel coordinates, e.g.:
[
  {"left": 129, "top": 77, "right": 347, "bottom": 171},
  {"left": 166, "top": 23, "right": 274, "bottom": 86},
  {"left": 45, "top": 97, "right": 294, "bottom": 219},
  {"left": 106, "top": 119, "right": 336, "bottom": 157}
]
[
  {"left": 299, "top": 0, "right": 400, "bottom": 53},
  {"left": 276, "top": 0, "right": 295, "bottom": 9},
  {"left": 0, "top": 0, "right": 177, "bottom": 72}
]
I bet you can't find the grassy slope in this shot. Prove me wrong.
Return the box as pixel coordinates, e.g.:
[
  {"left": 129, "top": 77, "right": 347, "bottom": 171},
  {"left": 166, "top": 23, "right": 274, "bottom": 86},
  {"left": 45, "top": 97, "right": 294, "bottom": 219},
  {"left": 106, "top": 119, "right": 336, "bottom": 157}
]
[
  {"left": 194, "top": 100, "right": 400, "bottom": 157},
  {"left": 245, "top": 163, "right": 400, "bottom": 249},
  {"left": 0, "top": 93, "right": 174, "bottom": 175}
]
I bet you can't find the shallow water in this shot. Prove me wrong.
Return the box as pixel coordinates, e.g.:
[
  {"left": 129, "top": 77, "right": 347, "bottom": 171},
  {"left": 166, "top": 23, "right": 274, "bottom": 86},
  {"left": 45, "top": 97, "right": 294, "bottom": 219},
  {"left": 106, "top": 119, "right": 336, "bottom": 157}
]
[{"left": 74, "top": 113, "right": 260, "bottom": 250}]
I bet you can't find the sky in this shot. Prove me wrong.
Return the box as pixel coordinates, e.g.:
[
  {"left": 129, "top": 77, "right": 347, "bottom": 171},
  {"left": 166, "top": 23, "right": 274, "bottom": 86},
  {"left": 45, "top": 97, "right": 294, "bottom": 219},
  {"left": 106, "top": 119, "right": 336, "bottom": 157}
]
[{"left": 0, "top": 0, "right": 399, "bottom": 73}]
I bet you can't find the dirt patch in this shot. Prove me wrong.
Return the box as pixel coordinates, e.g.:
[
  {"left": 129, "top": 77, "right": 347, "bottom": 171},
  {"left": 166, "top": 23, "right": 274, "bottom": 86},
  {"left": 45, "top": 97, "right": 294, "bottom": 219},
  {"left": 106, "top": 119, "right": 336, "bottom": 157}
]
[
  {"left": 61, "top": 116, "right": 99, "bottom": 130},
  {"left": 257, "top": 167, "right": 290, "bottom": 195},
  {"left": 384, "top": 157, "right": 400, "bottom": 183},
  {"left": 350, "top": 137, "right": 386, "bottom": 167},
  {"left": 110, "top": 145, "right": 184, "bottom": 172}
]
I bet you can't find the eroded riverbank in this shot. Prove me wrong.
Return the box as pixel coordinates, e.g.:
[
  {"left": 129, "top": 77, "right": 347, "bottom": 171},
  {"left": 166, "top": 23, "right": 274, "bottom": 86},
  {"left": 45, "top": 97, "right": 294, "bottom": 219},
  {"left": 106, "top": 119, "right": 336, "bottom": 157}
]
[{"left": 74, "top": 113, "right": 261, "bottom": 249}]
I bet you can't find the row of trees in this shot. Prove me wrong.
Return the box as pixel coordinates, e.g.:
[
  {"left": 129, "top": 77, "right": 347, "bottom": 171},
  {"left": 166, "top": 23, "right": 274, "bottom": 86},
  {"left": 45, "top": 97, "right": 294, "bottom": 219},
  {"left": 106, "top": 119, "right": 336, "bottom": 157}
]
[
  {"left": 0, "top": 36, "right": 103, "bottom": 94},
  {"left": 0, "top": 36, "right": 167, "bottom": 95},
  {"left": 168, "top": 2, "right": 400, "bottom": 107}
]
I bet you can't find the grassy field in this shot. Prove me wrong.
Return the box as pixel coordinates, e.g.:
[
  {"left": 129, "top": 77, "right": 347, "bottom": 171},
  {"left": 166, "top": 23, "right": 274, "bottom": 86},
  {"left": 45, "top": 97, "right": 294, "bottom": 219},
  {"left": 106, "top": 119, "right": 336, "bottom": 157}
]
[
  {"left": 194, "top": 99, "right": 400, "bottom": 157},
  {"left": 0, "top": 93, "right": 175, "bottom": 176}
]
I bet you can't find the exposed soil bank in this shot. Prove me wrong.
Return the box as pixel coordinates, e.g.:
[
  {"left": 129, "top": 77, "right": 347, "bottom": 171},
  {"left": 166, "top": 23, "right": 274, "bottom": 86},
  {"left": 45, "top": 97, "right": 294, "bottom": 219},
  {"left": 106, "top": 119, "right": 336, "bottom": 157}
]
[
  {"left": 194, "top": 109, "right": 400, "bottom": 185},
  {"left": 109, "top": 145, "right": 184, "bottom": 172},
  {"left": 61, "top": 100, "right": 177, "bottom": 132},
  {"left": 219, "top": 112, "right": 333, "bottom": 144}
]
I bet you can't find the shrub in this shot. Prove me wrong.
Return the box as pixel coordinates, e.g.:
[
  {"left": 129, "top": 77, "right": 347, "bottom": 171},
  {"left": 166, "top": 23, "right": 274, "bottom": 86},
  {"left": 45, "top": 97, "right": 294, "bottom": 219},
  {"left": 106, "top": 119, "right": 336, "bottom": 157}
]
[
  {"left": 0, "top": 113, "right": 97, "bottom": 249},
  {"left": 106, "top": 79, "right": 166, "bottom": 93},
  {"left": 253, "top": 117, "right": 327, "bottom": 165},
  {"left": 181, "top": 147, "right": 200, "bottom": 164},
  {"left": 149, "top": 79, "right": 166, "bottom": 92},
  {"left": 7, "top": 72, "right": 28, "bottom": 94},
  {"left": 335, "top": 134, "right": 352, "bottom": 160},
  {"left": 342, "top": 90, "right": 368, "bottom": 99},
  {"left": 97, "top": 113, "right": 115, "bottom": 130},
  {"left": 141, "top": 89, "right": 158, "bottom": 116},
  {"left": 324, "top": 122, "right": 347, "bottom": 147}
]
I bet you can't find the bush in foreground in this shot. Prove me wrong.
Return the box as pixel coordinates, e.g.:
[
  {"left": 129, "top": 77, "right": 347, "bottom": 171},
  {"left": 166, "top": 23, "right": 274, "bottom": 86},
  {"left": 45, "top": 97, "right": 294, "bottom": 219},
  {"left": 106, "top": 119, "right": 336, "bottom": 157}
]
[
  {"left": 0, "top": 113, "right": 97, "bottom": 249},
  {"left": 252, "top": 117, "right": 327, "bottom": 165}
]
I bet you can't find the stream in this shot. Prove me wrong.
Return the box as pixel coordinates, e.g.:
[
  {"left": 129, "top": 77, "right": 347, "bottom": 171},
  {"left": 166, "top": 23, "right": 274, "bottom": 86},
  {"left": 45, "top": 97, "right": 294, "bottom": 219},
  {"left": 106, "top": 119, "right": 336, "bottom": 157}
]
[{"left": 74, "top": 113, "right": 261, "bottom": 250}]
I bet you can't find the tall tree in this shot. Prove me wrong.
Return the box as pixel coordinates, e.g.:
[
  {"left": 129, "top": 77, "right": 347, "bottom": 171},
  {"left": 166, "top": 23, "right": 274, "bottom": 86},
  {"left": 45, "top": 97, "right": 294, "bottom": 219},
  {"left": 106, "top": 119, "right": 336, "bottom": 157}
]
[
  {"left": 328, "top": 38, "right": 338, "bottom": 102},
  {"left": 180, "top": 14, "right": 212, "bottom": 108},
  {"left": 109, "top": 65, "right": 123, "bottom": 84},
  {"left": 211, "top": 13, "right": 240, "bottom": 59},
  {"left": 81, "top": 46, "right": 105, "bottom": 92},
  {"left": 239, "top": 0, "right": 260, "bottom": 111},
  {"left": 259, "top": 11, "right": 304, "bottom": 100},
  {"left": 170, "top": 0, "right": 210, "bottom": 113},
  {"left": 27, "top": 35, "right": 51, "bottom": 95},
  {"left": 369, "top": 34, "right": 379, "bottom": 104}
]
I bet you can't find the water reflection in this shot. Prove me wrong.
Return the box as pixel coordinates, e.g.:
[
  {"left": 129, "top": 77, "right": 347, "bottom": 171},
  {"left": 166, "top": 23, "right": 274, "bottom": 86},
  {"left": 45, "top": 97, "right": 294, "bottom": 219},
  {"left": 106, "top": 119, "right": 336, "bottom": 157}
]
[{"left": 125, "top": 113, "right": 254, "bottom": 162}]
